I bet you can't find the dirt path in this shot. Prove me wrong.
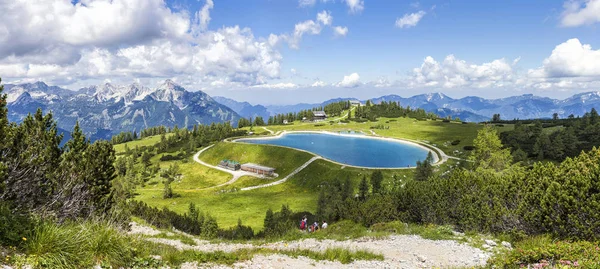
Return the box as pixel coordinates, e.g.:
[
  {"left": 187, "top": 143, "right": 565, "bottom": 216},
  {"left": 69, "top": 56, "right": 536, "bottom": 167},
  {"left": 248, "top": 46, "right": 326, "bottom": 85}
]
[
  {"left": 192, "top": 145, "right": 255, "bottom": 189},
  {"left": 130, "top": 224, "right": 491, "bottom": 269},
  {"left": 240, "top": 156, "right": 321, "bottom": 191},
  {"left": 262, "top": 127, "right": 274, "bottom": 134}
]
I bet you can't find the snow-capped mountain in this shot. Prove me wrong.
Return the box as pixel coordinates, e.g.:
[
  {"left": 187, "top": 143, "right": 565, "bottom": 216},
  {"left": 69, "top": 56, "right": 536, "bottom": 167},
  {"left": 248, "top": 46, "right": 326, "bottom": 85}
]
[{"left": 5, "top": 81, "right": 240, "bottom": 140}]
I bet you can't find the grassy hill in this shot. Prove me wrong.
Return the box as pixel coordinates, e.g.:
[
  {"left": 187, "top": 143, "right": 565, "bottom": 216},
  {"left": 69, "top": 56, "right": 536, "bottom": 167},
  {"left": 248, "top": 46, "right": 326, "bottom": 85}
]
[
  {"left": 199, "top": 142, "right": 314, "bottom": 178},
  {"left": 115, "top": 109, "right": 485, "bottom": 230}
]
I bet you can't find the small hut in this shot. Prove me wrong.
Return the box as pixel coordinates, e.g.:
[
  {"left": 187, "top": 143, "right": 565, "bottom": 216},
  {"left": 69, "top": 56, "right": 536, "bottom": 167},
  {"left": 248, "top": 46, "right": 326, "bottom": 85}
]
[
  {"left": 218, "top": 159, "right": 241, "bottom": 171},
  {"left": 241, "top": 163, "right": 275, "bottom": 176}
]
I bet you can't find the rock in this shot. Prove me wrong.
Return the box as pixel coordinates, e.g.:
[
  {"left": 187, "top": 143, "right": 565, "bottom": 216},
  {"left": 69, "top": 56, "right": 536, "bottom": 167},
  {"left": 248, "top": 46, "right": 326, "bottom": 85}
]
[
  {"left": 416, "top": 255, "right": 427, "bottom": 263},
  {"left": 501, "top": 241, "right": 512, "bottom": 248},
  {"left": 484, "top": 239, "right": 497, "bottom": 246},
  {"left": 452, "top": 231, "right": 465, "bottom": 236},
  {"left": 482, "top": 244, "right": 491, "bottom": 249}
]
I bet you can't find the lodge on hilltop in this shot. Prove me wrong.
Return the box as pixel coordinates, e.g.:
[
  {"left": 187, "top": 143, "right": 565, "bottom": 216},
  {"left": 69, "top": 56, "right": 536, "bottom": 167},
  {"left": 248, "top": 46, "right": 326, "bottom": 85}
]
[
  {"left": 312, "top": 111, "right": 327, "bottom": 121},
  {"left": 241, "top": 163, "right": 276, "bottom": 176},
  {"left": 217, "top": 159, "right": 275, "bottom": 176}
]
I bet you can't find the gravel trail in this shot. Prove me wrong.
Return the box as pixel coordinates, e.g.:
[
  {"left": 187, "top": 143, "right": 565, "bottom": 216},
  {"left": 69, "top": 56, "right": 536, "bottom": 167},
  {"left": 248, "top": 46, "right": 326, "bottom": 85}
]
[{"left": 130, "top": 224, "right": 490, "bottom": 268}]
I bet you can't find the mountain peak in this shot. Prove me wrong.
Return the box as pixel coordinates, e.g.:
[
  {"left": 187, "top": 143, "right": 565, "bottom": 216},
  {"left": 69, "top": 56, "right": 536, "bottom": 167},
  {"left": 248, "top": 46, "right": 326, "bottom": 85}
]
[{"left": 159, "top": 79, "right": 182, "bottom": 91}]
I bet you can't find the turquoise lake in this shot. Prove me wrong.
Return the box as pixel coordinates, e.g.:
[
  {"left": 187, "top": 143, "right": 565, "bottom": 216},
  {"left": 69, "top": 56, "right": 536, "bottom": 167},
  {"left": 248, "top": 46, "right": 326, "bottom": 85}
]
[{"left": 237, "top": 132, "right": 432, "bottom": 168}]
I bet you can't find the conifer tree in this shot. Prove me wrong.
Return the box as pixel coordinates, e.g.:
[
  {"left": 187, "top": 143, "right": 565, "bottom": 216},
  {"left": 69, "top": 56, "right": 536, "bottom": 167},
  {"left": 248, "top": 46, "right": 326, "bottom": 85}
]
[
  {"left": 469, "top": 125, "right": 512, "bottom": 172},
  {"left": 358, "top": 175, "right": 369, "bottom": 201},
  {"left": 371, "top": 171, "right": 383, "bottom": 194}
]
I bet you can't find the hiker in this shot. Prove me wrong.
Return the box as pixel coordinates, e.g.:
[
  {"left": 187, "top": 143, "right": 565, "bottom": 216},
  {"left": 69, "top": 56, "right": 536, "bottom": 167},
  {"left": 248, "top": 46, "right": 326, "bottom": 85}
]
[
  {"left": 313, "top": 221, "right": 319, "bottom": 231},
  {"left": 321, "top": 220, "right": 328, "bottom": 229},
  {"left": 300, "top": 216, "right": 307, "bottom": 231}
]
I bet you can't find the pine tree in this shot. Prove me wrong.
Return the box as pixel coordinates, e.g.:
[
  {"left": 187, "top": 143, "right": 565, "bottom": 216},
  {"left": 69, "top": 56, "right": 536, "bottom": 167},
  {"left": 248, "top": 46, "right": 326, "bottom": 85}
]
[
  {"left": 469, "top": 125, "right": 512, "bottom": 172},
  {"left": 163, "top": 180, "right": 173, "bottom": 199},
  {"left": 263, "top": 208, "right": 275, "bottom": 235},
  {"left": 358, "top": 175, "right": 369, "bottom": 201},
  {"left": 371, "top": 171, "right": 383, "bottom": 194}
]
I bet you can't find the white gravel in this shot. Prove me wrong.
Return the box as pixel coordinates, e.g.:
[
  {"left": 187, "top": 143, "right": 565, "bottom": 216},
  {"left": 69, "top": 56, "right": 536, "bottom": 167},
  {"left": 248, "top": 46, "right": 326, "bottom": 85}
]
[{"left": 133, "top": 223, "right": 490, "bottom": 269}]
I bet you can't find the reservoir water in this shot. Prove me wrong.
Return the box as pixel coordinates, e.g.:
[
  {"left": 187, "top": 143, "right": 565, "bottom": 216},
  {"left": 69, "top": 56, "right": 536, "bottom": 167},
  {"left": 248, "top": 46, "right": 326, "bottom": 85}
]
[{"left": 236, "top": 132, "right": 433, "bottom": 168}]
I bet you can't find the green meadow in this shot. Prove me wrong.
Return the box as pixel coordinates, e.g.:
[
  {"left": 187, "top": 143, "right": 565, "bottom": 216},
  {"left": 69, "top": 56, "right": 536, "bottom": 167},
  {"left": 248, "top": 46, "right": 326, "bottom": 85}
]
[{"left": 127, "top": 111, "right": 493, "bottom": 230}]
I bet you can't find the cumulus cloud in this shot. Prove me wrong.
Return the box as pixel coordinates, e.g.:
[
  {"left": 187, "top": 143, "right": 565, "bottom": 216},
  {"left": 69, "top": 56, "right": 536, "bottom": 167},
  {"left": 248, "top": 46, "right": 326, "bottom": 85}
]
[
  {"left": 528, "top": 38, "right": 600, "bottom": 78},
  {"left": 409, "top": 55, "right": 515, "bottom": 88},
  {"left": 251, "top": 82, "right": 298, "bottom": 89},
  {"left": 0, "top": 0, "right": 286, "bottom": 87},
  {"left": 333, "top": 26, "right": 349, "bottom": 37},
  {"left": 395, "top": 11, "right": 426, "bottom": 28},
  {"left": 337, "top": 73, "right": 361, "bottom": 88},
  {"left": 561, "top": 0, "right": 600, "bottom": 27},
  {"left": 0, "top": 0, "right": 190, "bottom": 57},
  {"left": 344, "top": 0, "right": 364, "bottom": 14},
  {"left": 317, "top": 10, "right": 333, "bottom": 25},
  {"left": 311, "top": 80, "right": 327, "bottom": 87},
  {"left": 195, "top": 0, "right": 214, "bottom": 31}
]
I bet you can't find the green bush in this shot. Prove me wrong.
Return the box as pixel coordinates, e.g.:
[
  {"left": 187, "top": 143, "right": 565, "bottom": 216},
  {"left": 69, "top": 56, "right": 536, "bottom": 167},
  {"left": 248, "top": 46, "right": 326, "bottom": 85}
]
[
  {"left": 489, "top": 236, "right": 600, "bottom": 268},
  {"left": 451, "top": 139, "right": 461, "bottom": 145},
  {"left": 0, "top": 203, "right": 34, "bottom": 248}
]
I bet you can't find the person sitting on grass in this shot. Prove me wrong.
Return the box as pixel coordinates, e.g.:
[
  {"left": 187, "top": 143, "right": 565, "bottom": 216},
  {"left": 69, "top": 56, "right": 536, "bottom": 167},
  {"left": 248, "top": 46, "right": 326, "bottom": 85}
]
[
  {"left": 322, "top": 220, "right": 328, "bottom": 229},
  {"left": 300, "top": 216, "right": 307, "bottom": 231}
]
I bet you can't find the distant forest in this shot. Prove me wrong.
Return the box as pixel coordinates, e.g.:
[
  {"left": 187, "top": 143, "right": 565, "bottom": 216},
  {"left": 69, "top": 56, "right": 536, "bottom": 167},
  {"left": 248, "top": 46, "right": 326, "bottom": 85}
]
[{"left": 498, "top": 108, "right": 600, "bottom": 162}]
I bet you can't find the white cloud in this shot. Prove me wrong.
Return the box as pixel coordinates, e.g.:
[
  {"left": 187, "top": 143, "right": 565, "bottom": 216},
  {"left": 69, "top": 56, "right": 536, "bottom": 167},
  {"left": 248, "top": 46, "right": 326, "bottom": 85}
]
[
  {"left": 337, "top": 73, "right": 361, "bottom": 88},
  {"left": 311, "top": 80, "right": 327, "bottom": 87},
  {"left": 333, "top": 26, "right": 349, "bottom": 37},
  {"left": 561, "top": 0, "right": 600, "bottom": 27},
  {"left": 0, "top": 0, "right": 284, "bottom": 87},
  {"left": 299, "top": 0, "right": 317, "bottom": 7},
  {"left": 528, "top": 38, "right": 600, "bottom": 78},
  {"left": 409, "top": 55, "right": 515, "bottom": 88},
  {"left": 251, "top": 82, "right": 298, "bottom": 89},
  {"left": 288, "top": 20, "right": 322, "bottom": 49},
  {"left": 343, "top": 0, "right": 364, "bottom": 14},
  {"left": 317, "top": 10, "right": 333, "bottom": 25},
  {"left": 373, "top": 77, "right": 392, "bottom": 88},
  {"left": 0, "top": 0, "right": 190, "bottom": 57},
  {"left": 195, "top": 0, "right": 214, "bottom": 31},
  {"left": 395, "top": 11, "right": 426, "bottom": 28}
]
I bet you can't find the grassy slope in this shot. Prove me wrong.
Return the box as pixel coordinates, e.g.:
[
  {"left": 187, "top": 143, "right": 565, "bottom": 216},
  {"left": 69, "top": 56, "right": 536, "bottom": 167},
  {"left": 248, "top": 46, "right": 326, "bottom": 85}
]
[
  {"left": 114, "top": 133, "right": 173, "bottom": 153},
  {"left": 130, "top": 111, "right": 479, "bottom": 230},
  {"left": 144, "top": 153, "right": 232, "bottom": 190},
  {"left": 199, "top": 142, "right": 314, "bottom": 179}
]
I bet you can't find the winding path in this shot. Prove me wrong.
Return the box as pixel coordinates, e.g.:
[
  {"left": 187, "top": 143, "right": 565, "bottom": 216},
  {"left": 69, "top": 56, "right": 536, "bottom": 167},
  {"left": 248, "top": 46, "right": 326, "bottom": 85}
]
[
  {"left": 193, "top": 145, "right": 255, "bottom": 189},
  {"left": 262, "top": 127, "right": 274, "bottom": 134},
  {"left": 193, "top": 145, "right": 320, "bottom": 191},
  {"left": 240, "top": 156, "right": 321, "bottom": 191}
]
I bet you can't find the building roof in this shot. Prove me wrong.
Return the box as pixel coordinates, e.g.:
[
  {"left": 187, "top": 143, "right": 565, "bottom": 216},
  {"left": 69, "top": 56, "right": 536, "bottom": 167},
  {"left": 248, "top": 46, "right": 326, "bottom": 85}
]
[
  {"left": 313, "top": 111, "right": 327, "bottom": 117},
  {"left": 241, "top": 163, "right": 275, "bottom": 171}
]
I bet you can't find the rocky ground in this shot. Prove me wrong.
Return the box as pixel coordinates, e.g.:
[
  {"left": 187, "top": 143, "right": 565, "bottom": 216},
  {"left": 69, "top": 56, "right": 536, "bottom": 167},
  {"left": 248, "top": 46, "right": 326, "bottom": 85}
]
[{"left": 130, "top": 223, "right": 494, "bottom": 268}]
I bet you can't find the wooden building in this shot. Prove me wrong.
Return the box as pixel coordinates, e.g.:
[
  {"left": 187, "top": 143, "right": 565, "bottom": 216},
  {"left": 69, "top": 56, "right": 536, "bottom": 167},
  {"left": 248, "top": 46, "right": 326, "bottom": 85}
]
[
  {"left": 241, "top": 163, "right": 275, "bottom": 176},
  {"left": 218, "top": 159, "right": 241, "bottom": 171},
  {"left": 312, "top": 111, "right": 327, "bottom": 121}
]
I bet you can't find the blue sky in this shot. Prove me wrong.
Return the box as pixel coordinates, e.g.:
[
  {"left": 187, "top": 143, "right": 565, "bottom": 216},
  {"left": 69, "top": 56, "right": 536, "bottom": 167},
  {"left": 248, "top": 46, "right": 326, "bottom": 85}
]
[{"left": 1, "top": 0, "right": 600, "bottom": 104}]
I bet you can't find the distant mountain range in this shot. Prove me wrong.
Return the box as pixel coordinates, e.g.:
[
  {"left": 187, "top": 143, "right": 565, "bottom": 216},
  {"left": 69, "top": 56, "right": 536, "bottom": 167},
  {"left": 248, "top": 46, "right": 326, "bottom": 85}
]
[
  {"left": 215, "top": 91, "right": 600, "bottom": 123},
  {"left": 4, "top": 81, "right": 239, "bottom": 141},
  {"left": 5, "top": 80, "right": 600, "bottom": 141}
]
